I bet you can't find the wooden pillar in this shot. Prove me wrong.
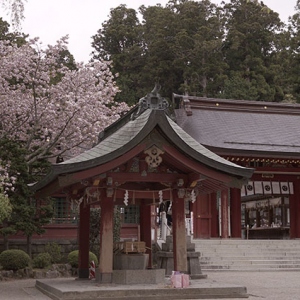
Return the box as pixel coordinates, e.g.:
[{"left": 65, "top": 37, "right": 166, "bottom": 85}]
[
  {"left": 230, "top": 188, "right": 242, "bottom": 238},
  {"left": 172, "top": 190, "right": 187, "bottom": 272},
  {"left": 97, "top": 193, "right": 114, "bottom": 283},
  {"left": 221, "top": 189, "right": 229, "bottom": 238},
  {"left": 210, "top": 192, "right": 218, "bottom": 238},
  {"left": 290, "top": 179, "right": 300, "bottom": 238},
  {"left": 290, "top": 192, "right": 297, "bottom": 239},
  {"left": 140, "top": 202, "right": 152, "bottom": 268},
  {"left": 296, "top": 181, "right": 300, "bottom": 238},
  {"left": 78, "top": 201, "right": 90, "bottom": 279}
]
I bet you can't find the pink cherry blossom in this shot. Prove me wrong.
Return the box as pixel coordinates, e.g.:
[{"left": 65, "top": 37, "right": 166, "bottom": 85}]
[{"left": 0, "top": 36, "right": 130, "bottom": 164}]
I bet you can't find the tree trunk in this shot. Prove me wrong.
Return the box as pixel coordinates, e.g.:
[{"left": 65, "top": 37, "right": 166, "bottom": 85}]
[{"left": 26, "top": 235, "right": 32, "bottom": 257}]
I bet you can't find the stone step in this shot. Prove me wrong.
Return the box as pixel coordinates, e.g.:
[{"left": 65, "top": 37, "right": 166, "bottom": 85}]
[
  {"left": 195, "top": 243, "right": 300, "bottom": 248},
  {"left": 198, "top": 252, "right": 300, "bottom": 256},
  {"left": 194, "top": 238, "right": 300, "bottom": 243},
  {"left": 200, "top": 255, "right": 300, "bottom": 261},
  {"left": 201, "top": 266, "right": 300, "bottom": 272},
  {"left": 194, "top": 242, "right": 300, "bottom": 249},
  {"left": 193, "top": 239, "right": 300, "bottom": 271},
  {"left": 195, "top": 245, "right": 300, "bottom": 249},
  {"left": 201, "top": 263, "right": 300, "bottom": 268},
  {"left": 201, "top": 259, "right": 300, "bottom": 266}
]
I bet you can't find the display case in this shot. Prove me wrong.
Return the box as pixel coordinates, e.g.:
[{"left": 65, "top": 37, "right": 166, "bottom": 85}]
[{"left": 244, "top": 197, "right": 290, "bottom": 239}]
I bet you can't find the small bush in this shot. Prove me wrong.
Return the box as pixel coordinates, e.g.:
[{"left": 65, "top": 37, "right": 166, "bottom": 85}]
[
  {"left": 67, "top": 250, "right": 98, "bottom": 268},
  {"left": 0, "top": 249, "right": 31, "bottom": 270},
  {"left": 33, "top": 252, "right": 52, "bottom": 269},
  {"left": 45, "top": 242, "right": 62, "bottom": 263}
]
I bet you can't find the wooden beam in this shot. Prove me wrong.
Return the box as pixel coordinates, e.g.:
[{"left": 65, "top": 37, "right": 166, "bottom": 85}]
[
  {"left": 55, "top": 145, "right": 145, "bottom": 188},
  {"left": 34, "top": 179, "right": 61, "bottom": 198},
  {"left": 107, "top": 172, "right": 188, "bottom": 184},
  {"left": 164, "top": 145, "right": 242, "bottom": 184}
]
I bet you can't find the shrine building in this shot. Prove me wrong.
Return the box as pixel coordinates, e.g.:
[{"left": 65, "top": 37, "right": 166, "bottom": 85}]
[
  {"left": 32, "top": 87, "right": 253, "bottom": 282},
  {"left": 174, "top": 94, "right": 300, "bottom": 240}
]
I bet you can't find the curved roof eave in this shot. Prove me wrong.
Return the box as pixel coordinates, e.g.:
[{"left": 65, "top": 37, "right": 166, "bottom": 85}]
[
  {"left": 159, "top": 112, "right": 253, "bottom": 179},
  {"left": 32, "top": 109, "right": 253, "bottom": 192}
]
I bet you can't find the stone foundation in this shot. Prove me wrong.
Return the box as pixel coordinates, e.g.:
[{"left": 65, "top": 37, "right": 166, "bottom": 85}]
[
  {"left": 112, "top": 269, "right": 165, "bottom": 284},
  {"left": 156, "top": 235, "right": 206, "bottom": 279},
  {"left": 0, "top": 264, "right": 73, "bottom": 281},
  {"left": 113, "top": 253, "right": 149, "bottom": 270}
]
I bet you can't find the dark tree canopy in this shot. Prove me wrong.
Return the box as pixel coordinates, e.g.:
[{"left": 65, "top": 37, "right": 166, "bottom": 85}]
[{"left": 91, "top": 0, "right": 299, "bottom": 104}]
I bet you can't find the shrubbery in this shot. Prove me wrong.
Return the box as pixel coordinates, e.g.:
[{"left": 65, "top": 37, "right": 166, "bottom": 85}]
[
  {"left": 67, "top": 250, "right": 98, "bottom": 268},
  {"left": 45, "top": 242, "right": 62, "bottom": 263},
  {"left": 0, "top": 249, "right": 31, "bottom": 270},
  {"left": 32, "top": 252, "right": 52, "bottom": 269}
]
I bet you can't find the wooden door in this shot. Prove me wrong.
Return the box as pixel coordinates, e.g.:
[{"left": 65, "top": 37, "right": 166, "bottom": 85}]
[{"left": 193, "top": 194, "right": 211, "bottom": 238}]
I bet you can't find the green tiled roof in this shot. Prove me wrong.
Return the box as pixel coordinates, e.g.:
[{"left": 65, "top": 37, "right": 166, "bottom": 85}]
[
  {"left": 32, "top": 107, "right": 253, "bottom": 192},
  {"left": 61, "top": 109, "right": 152, "bottom": 165}
]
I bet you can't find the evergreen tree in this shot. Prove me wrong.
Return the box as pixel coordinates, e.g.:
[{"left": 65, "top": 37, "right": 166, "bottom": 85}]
[
  {"left": 285, "top": 0, "right": 300, "bottom": 102},
  {"left": 92, "top": 5, "right": 144, "bottom": 105},
  {"left": 0, "top": 137, "right": 53, "bottom": 255},
  {"left": 221, "top": 0, "right": 285, "bottom": 101}
]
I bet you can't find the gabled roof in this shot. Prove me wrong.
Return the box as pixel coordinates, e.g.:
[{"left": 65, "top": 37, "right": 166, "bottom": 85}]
[
  {"left": 32, "top": 90, "right": 253, "bottom": 193},
  {"left": 174, "top": 95, "right": 300, "bottom": 158}
]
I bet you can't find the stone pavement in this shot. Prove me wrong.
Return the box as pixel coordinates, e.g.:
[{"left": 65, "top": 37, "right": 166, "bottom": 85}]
[{"left": 0, "top": 271, "right": 300, "bottom": 299}]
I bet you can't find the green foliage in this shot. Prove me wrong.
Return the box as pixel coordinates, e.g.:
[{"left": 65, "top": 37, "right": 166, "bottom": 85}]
[
  {"left": 0, "top": 249, "right": 31, "bottom": 270},
  {"left": 92, "top": 4, "right": 145, "bottom": 105},
  {"left": 32, "top": 252, "right": 52, "bottom": 269},
  {"left": 67, "top": 250, "right": 98, "bottom": 268},
  {"left": 89, "top": 207, "right": 121, "bottom": 255},
  {"left": 0, "top": 137, "right": 53, "bottom": 255},
  {"left": 0, "top": 17, "right": 27, "bottom": 46},
  {"left": 45, "top": 242, "right": 62, "bottom": 263},
  {"left": 90, "top": 208, "right": 101, "bottom": 253},
  {"left": 0, "top": 193, "right": 12, "bottom": 223},
  {"left": 113, "top": 206, "right": 121, "bottom": 243},
  {"left": 91, "top": 0, "right": 295, "bottom": 102},
  {"left": 222, "top": 73, "right": 259, "bottom": 100}
]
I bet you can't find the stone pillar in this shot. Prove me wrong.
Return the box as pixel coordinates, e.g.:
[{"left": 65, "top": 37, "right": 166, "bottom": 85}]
[
  {"left": 230, "top": 188, "right": 242, "bottom": 238},
  {"left": 221, "top": 189, "right": 229, "bottom": 238},
  {"left": 172, "top": 190, "right": 187, "bottom": 272},
  {"left": 78, "top": 201, "right": 90, "bottom": 279},
  {"left": 97, "top": 193, "right": 114, "bottom": 283},
  {"left": 140, "top": 202, "right": 152, "bottom": 268}
]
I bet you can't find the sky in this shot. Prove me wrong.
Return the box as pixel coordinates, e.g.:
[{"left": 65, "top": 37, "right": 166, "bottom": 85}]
[{"left": 0, "top": 0, "right": 298, "bottom": 63}]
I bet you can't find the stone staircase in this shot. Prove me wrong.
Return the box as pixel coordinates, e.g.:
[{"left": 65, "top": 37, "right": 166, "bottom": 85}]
[{"left": 193, "top": 239, "right": 300, "bottom": 272}]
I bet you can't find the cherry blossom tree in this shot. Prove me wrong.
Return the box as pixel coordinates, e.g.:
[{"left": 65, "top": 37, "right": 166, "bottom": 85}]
[
  {"left": 1, "top": 0, "right": 26, "bottom": 29},
  {"left": 0, "top": 35, "right": 129, "bottom": 254},
  {"left": 0, "top": 164, "right": 13, "bottom": 223},
  {"left": 0, "top": 36, "right": 129, "bottom": 166}
]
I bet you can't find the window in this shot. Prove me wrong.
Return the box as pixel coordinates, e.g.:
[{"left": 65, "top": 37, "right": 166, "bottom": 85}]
[
  {"left": 52, "top": 197, "right": 78, "bottom": 224},
  {"left": 119, "top": 205, "right": 140, "bottom": 224}
]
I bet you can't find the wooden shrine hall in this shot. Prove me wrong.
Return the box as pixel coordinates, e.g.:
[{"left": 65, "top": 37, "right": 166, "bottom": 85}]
[
  {"left": 32, "top": 87, "right": 253, "bottom": 283},
  {"left": 174, "top": 94, "right": 300, "bottom": 240}
]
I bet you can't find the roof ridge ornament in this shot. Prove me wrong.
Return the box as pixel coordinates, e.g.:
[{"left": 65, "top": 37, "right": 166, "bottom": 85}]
[{"left": 132, "top": 84, "right": 169, "bottom": 120}]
